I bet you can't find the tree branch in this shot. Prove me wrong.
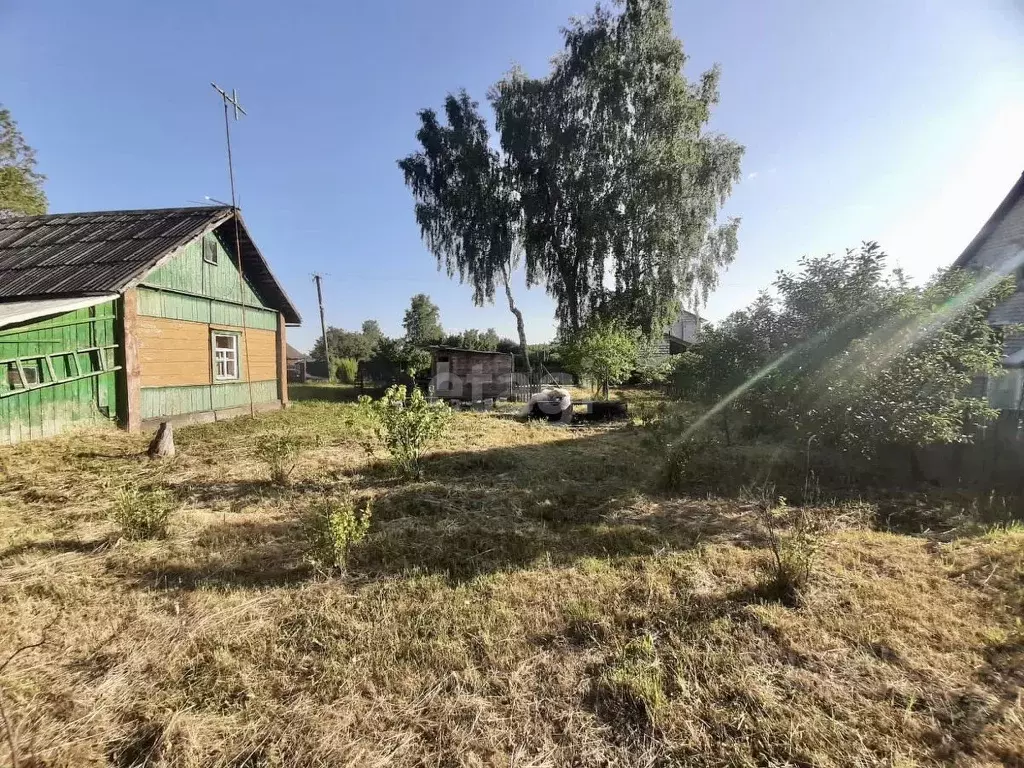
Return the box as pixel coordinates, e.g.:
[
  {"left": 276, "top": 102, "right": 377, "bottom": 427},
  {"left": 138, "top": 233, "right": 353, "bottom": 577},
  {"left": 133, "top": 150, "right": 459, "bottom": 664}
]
[{"left": 501, "top": 264, "right": 531, "bottom": 373}]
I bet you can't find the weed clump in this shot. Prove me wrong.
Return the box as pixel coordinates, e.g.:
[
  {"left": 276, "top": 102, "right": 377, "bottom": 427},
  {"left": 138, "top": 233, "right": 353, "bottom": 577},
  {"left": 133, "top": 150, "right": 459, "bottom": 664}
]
[
  {"left": 255, "top": 433, "right": 307, "bottom": 486},
  {"left": 750, "top": 485, "right": 828, "bottom": 604},
  {"left": 305, "top": 496, "right": 372, "bottom": 574},
  {"left": 563, "top": 599, "right": 609, "bottom": 643},
  {"left": 110, "top": 485, "right": 174, "bottom": 540},
  {"left": 595, "top": 634, "right": 667, "bottom": 730}
]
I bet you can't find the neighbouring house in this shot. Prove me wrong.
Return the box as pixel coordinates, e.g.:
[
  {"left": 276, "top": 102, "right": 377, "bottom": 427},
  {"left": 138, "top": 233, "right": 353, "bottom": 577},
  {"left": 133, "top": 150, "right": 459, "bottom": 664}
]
[
  {"left": 430, "top": 346, "right": 514, "bottom": 401},
  {"left": 286, "top": 344, "right": 310, "bottom": 383},
  {"left": 952, "top": 170, "right": 1024, "bottom": 410},
  {"left": 0, "top": 206, "right": 301, "bottom": 445},
  {"left": 661, "top": 308, "right": 702, "bottom": 354}
]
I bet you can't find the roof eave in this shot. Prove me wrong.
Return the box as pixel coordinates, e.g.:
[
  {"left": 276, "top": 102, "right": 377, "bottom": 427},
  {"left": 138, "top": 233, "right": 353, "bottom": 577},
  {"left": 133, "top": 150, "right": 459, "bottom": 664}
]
[{"left": 953, "top": 171, "right": 1024, "bottom": 269}]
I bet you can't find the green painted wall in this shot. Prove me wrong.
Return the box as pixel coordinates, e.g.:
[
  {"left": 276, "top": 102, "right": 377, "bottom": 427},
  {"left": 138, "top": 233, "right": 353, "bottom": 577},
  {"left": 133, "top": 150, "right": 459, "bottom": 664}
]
[
  {"left": 0, "top": 301, "right": 119, "bottom": 445},
  {"left": 137, "top": 287, "right": 278, "bottom": 330},
  {"left": 143, "top": 231, "right": 269, "bottom": 308},
  {"left": 141, "top": 379, "right": 277, "bottom": 420}
]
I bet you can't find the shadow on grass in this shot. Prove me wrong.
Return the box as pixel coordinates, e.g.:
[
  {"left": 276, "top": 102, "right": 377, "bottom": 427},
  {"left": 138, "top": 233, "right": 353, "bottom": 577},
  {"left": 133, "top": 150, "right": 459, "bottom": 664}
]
[
  {"left": 289, "top": 383, "right": 385, "bottom": 403},
  {"left": 126, "top": 426, "right": 764, "bottom": 590},
  {"left": 1, "top": 537, "right": 110, "bottom": 559},
  {"left": 168, "top": 477, "right": 341, "bottom": 507},
  {"left": 128, "top": 519, "right": 313, "bottom": 590}
]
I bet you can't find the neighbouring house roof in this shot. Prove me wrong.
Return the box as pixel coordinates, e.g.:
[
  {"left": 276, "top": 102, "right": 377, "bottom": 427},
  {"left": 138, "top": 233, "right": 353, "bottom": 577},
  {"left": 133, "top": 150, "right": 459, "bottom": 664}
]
[
  {"left": 0, "top": 206, "right": 301, "bottom": 325},
  {"left": 286, "top": 344, "right": 309, "bottom": 361},
  {"left": 953, "top": 171, "right": 1024, "bottom": 269},
  {"left": 0, "top": 293, "right": 118, "bottom": 331}
]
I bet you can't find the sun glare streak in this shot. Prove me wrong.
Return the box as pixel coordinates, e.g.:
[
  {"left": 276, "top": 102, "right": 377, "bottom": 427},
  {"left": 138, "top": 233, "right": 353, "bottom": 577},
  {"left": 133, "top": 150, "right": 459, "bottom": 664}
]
[
  {"left": 825, "top": 246, "right": 1023, "bottom": 387},
  {"left": 679, "top": 326, "right": 837, "bottom": 441},
  {"left": 680, "top": 246, "right": 1022, "bottom": 444}
]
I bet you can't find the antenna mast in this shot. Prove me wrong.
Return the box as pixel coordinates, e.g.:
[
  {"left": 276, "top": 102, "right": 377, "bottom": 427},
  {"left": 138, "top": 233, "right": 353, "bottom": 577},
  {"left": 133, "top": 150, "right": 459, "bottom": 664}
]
[{"left": 211, "top": 83, "right": 256, "bottom": 418}]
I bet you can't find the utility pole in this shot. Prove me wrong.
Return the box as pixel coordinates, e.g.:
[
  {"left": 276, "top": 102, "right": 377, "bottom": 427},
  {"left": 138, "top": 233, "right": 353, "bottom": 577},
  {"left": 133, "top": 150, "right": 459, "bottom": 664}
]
[
  {"left": 211, "top": 83, "right": 256, "bottom": 416},
  {"left": 312, "top": 273, "right": 333, "bottom": 382}
]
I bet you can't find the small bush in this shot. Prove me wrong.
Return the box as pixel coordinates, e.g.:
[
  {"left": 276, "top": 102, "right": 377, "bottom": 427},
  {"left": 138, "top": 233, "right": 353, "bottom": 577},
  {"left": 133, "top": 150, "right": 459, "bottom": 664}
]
[
  {"left": 255, "top": 433, "right": 307, "bottom": 485},
  {"left": 659, "top": 435, "right": 731, "bottom": 493},
  {"left": 110, "top": 486, "right": 173, "bottom": 540},
  {"left": 336, "top": 357, "right": 359, "bottom": 384},
  {"left": 595, "top": 634, "right": 666, "bottom": 729},
  {"left": 305, "top": 496, "right": 372, "bottom": 574},
  {"left": 359, "top": 385, "right": 453, "bottom": 477},
  {"left": 628, "top": 397, "right": 666, "bottom": 428},
  {"left": 750, "top": 485, "right": 827, "bottom": 604}
]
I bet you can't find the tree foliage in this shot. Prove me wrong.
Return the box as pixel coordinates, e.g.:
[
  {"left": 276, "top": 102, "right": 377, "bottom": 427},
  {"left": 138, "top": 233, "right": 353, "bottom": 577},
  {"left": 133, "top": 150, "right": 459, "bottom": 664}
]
[
  {"left": 402, "top": 293, "right": 444, "bottom": 346},
  {"left": 677, "top": 243, "right": 1012, "bottom": 454},
  {"left": 370, "top": 337, "right": 432, "bottom": 378},
  {"left": 492, "top": 0, "right": 742, "bottom": 334},
  {"left": 0, "top": 105, "right": 47, "bottom": 216},
  {"left": 443, "top": 328, "right": 501, "bottom": 351},
  {"left": 361, "top": 320, "right": 384, "bottom": 347},
  {"left": 562, "top": 317, "right": 641, "bottom": 397},
  {"left": 398, "top": 93, "right": 532, "bottom": 367},
  {"left": 399, "top": 0, "right": 742, "bottom": 357},
  {"left": 310, "top": 324, "right": 379, "bottom": 363}
]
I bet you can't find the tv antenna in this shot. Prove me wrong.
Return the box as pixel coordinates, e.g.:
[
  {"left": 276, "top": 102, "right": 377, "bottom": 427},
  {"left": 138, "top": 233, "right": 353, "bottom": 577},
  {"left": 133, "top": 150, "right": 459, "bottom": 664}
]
[{"left": 211, "top": 83, "right": 255, "bottom": 417}]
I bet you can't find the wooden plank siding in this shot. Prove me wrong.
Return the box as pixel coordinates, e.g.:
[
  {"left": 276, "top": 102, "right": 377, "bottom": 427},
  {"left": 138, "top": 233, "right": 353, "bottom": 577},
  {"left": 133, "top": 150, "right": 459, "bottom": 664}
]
[
  {"left": 136, "top": 316, "right": 278, "bottom": 387},
  {"left": 135, "top": 314, "right": 279, "bottom": 420},
  {"left": 132, "top": 231, "right": 287, "bottom": 424},
  {"left": 0, "top": 301, "right": 120, "bottom": 445},
  {"left": 142, "top": 232, "right": 267, "bottom": 307}
]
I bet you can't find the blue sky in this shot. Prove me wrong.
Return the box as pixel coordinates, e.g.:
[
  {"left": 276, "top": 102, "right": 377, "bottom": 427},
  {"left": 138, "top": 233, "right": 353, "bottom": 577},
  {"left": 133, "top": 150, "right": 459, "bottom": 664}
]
[{"left": 2, "top": 1, "right": 1022, "bottom": 352}]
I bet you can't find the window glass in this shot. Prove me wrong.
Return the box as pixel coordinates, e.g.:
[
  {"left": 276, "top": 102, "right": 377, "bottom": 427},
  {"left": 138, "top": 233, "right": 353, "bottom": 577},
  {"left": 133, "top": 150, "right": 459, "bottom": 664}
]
[{"left": 203, "top": 237, "right": 219, "bottom": 265}]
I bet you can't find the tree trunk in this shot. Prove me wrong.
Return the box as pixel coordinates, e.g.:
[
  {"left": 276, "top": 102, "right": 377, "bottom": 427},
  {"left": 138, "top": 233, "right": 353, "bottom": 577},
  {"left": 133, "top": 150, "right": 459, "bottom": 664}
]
[
  {"left": 501, "top": 265, "right": 531, "bottom": 374},
  {"left": 147, "top": 421, "right": 175, "bottom": 459}
]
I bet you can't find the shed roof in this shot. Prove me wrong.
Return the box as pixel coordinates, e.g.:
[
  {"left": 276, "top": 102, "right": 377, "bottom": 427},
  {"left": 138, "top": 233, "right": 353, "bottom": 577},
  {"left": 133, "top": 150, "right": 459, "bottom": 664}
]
[
  {"left": 0, "top": 294, "right": 118, "bottom": 331},
  {"left": 286, "top": 344, "right": 309, "bottom": 360},
  {"left": 430, "top": 346, "right": 514, "bottom": 356},
  {"left": 0, "top": 206, "right": 301, "bottom": 325}
]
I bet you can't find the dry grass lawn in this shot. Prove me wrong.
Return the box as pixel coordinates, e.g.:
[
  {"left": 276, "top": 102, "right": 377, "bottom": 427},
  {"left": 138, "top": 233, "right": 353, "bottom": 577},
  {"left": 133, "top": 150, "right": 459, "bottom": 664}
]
[{"left": 0, "top": 400, "right": 1022, "bottom": 767}]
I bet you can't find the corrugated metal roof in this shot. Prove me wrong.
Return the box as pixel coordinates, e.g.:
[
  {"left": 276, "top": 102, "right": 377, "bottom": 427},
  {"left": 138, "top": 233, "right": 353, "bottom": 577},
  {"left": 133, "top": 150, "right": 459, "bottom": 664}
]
[
  {"left": 0, "top": 294, "right": 118, "bottom": 330},
  {"left": 0, "top": 206, "right": 301, "bottom": 325}
]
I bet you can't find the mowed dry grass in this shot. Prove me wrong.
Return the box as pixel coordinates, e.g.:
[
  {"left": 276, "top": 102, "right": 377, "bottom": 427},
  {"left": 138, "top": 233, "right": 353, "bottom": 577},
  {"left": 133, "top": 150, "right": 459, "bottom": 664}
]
[{"left": 0, "top": 401, "right": 1022, "bottom": 767}]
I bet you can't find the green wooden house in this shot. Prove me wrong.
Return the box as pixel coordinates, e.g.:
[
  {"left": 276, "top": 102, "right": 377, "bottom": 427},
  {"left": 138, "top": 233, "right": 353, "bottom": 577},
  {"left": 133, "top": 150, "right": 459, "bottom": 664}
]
[{"left": 0, "top": 206, "right": 301, "bottom": 445}]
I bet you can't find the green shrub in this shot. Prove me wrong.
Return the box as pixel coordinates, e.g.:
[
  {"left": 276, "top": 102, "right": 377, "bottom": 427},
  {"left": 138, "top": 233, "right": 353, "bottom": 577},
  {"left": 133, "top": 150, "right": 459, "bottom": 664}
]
[
  {"left": 358, "top": 385, "right": 453, "bottom": 477},
  {"left": 335, "top": 357, "right": 359, "bottom": 384},
  {"left": 659, "top": 436, "right": 733, "bottom": 493},
  {"left": 305, "top": 496, "right": 373, "bottom": 574},
  {"left": 750, "top": 486, "right": 827, "bottom": 604},
  {"left": 595, "top": 634, "right": 666, "bottom": 728},
  {"left": 255, "top": 433, "right": 307, "bottom": 485},
  {"left": 110, "top": 486, "right": 173, "bottom": 540}
]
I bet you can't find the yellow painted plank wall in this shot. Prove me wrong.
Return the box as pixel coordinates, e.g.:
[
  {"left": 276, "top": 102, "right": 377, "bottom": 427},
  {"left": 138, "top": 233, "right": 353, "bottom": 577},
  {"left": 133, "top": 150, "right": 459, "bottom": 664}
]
[{"left": 136, "top": 316, "right": 278, "bottom": 388}]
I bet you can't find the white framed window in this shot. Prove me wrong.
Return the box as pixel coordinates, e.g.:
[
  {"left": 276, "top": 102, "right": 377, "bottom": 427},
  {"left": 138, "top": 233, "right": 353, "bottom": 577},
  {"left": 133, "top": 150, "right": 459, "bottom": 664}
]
[{"left": 212, "top": 332, "right": 240, "bottom": 380}]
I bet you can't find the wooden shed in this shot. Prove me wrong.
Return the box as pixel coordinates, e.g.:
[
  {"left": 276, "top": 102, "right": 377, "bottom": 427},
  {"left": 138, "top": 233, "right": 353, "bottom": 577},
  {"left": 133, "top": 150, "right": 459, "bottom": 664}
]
[
  {"left": 430, "top": 346, "right": 514, "bottom": 401},
  {"left": 0, "top": 206, "right": 301, "bottom": 444}
]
